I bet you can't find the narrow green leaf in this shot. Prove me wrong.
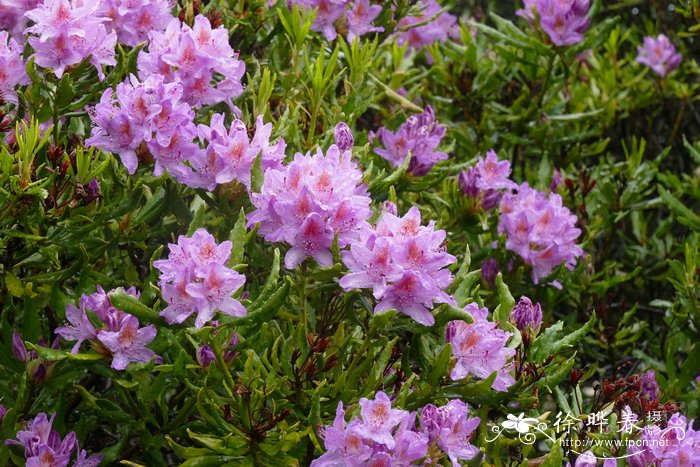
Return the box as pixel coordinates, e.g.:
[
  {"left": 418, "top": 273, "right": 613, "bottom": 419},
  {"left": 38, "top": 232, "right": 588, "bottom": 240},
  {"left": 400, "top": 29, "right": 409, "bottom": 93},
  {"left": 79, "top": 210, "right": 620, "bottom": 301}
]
[
  {"left": 109, "top": 291, "right": 161, "bottom": 325},
  {"left": 228, "top": 208, "right": 247, "bottom": 268}
]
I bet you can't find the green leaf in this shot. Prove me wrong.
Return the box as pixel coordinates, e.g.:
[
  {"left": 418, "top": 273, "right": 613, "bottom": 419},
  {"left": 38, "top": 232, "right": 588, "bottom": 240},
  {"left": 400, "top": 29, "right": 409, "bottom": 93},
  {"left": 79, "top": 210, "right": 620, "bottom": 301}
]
[
  {"left": 453, "top": 270, "right": 481, "bottom": 308},
  {"left": 228, "top": 208, "right": 247, "bottom": 268},
  {"left": 187, "top": 205, "right": 207, "bottom": 236},
  {"left": 180, "top": 457, "right": 244, "bottom": 467},
  {"left": 440, "top": 372, "right": 498, "bottom": 398},
  {"left": 541, "top": 442, "right": 563, "bottom": 467},
  {"left": 226, "top": 277, "right": 291, "bottom": 328},
  {"left": 530, "top": 315, "right": 595, "bottom": 363},
  {"left": 109, "top": 291, "right": 161, "bottom": 325},
  {"left": 247, "top": 249, "right": 281, "bottom": 312},
  {"left": 435, "top": 304, "right": 474, "bottom": 327},
  {"left": 56, "top": 73, "right": 76, "bottom": 108},
  {"left": 133, "top": 186, "right": 167, "bottom": 225},
  {"left": 494, "top": 273, "right": 515, "bottom": 323},
  {"left": 684, "top": 136, "right": 700, "bottom": 165},
  {"left": 5, "top": 272, "right": 24, "bottom": 298},
  {"left": 536, "top": 357, "right": 576, "bottom": 390},
  {"left": 369, "top": 309, "right": 396, "bottom": 333},
  {"left": 426, "top": 344, "right": 452, "bottom": 386},
  {"left": 250, "top": 154, "right": 263, "bottom": 193},
  {"left": 366, "top": 337, "right": 398, "bottom": 390},
  {"left": 658, "top": 186, "right": 700, "bottom": 231},
  {"left": 26, "top": 343, "right": 103, "bottom": 361}
]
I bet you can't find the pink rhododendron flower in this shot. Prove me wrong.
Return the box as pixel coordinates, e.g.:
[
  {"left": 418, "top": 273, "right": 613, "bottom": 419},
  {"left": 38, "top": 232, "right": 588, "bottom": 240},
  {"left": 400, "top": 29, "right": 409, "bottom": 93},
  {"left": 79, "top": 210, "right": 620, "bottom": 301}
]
[
  {"left": 97, "top": 314, "right": 158, "bottom": 370},
  {"left": 517, "top": 0, "right": 590, "bottom": 46},
  {"left": 55, "top": 286, "right": 160, "bottom": 370},
  {"left": 55, "top": 301, "right": 98, "bottom": 354},
  {"left": 25, "top": 0, "right": 117, "bottom": 79},
  {"left": 459, "top": 150, "right": 517, "bottom": 210},
  {"left": 138, "top": 14, "right": 245, "bottom": 108},
  {"left": 346, "top": 0, "right": 383, "bottom": 42},
  {"left": 313, "top": 402, "right": 373, "bottom": 465},
  {"left": 86, "top": 73, "right": 198, "bottom": 176},
  {"left": 340, "top": 206, "right": 455, "bottom": 326},
  {"left": 420, "top": 400, "right": 481, "bottom": 465},
  {"left": 185, "top": 262, "right": 247, "bottom": 327},
  {"left": 498, "top": 182, "right": 584, "bottom": 283},
  {"left": 97, "top": 0, "right": 172, "bottom": 47},
  {"left": 374, "top": 106, "right": 448, "bottom": 176},
  {"left": 627, "top": 413, "right": 700, "bottom": 466},
  {"left": 357, "top": 391, "right": 410, "bottom": 448},
  {"left": 0, "top": 31, "right": 29, "bottom": 104},
  {"left": 313, "top": 394, "right": 479, "bottom": 465},
  {"left": 190, "top": 113, "right": 286, "bottom": 191},
  {"left": 287, "top": 0, "right": 383, "bottom": 42},
  {"left": 396, "top": 0, "right": 457, "bottom": 51},
  {"left": 248, "top": 143, "right": 372, "bottom": 269},
  {"left": 636, "top": 34, "right": 682, "bottom": 77},
  {"left": 339, "top": 207, "right": 456, "bottom": 326},
  {"left": 154, "top": 228, "right": 247, "bottom": 327},
  {"left": 6, "top": 413, "right": 74, "bottom": 466},
  {"left": 446, "top": 303, "right": 516, "bottom": 391},
  {"left": 6, "top": 412, "right": 102, "bottom": 466},
  {"left": 0, "top": 0, "right": 41, "bottom": 40}
]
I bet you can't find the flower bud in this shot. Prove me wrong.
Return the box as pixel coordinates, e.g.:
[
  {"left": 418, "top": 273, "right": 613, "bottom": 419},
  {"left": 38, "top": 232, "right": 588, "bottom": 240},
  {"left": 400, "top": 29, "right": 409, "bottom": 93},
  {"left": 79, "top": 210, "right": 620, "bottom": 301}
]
[
  {"left": 223, "top": 332, "right": 240, "bottom": 362},
  {"left": 480, "top": 258, "right": 499, "bottom": 288},
  {"left": 197, "top": 345, "right": 216, "bottom": 368},
  {"left": 458, "top": 168, "right": 479, "bottom": 197},
  {"left": 334, "top": 122, "right": 354, "bottom": 152},
  {"left": 640, "top": 370, "right": 660, "bottom": 401},
  {"left": 12, "top": 330, "right": 27, "bottom": 362},
  {"left": 509, "top": 296, "right": 542, "bottom": 335}
]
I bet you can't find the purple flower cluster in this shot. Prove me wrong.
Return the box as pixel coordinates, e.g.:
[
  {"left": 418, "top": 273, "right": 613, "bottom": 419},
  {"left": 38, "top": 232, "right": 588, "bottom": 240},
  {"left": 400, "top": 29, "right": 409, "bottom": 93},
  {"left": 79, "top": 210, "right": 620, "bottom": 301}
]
[
  {"left": 340, "top": 206, "right": 456, "bottom": 326},
  {"left": 248, "top": 144, "right": 372, "bottom": 269},
  {"left": 154, "top": 228, "right": 247, "bottom": 328},
  {"left": 87, "top": 74, "right": 284, "bottom": 190},
  {"left": 312, "top": 392, "right": 480, "bottom": 466},
  {"left": 287, "top": 0, "right": 383, "bottom": 42},
  {"left": 396, "top": 0, "right": 457, "bottom": 51},
  {"left": 628, "top": 413, "right": 700, "bottom": 466},
  {"left": 459, "top": 150, "right": 517, "bottom": 210},
  {"left": 498, "top": 182, "right": 584, "bottom": 283},
  {"left": 446, "top": 303, "right": 515, "bottom": 391},
  {"left": 56, "top": 286, "right": 159, "bottom": 370},
  {"left": 374, "top": 106, "right": 448, "bottom": 176},
  {"left": 420, "top": 400, "right": 482, "bottom": 465},
  {"left": 25, "top": 0, "right": 117, "bottom": 79},
  {"left": 86, "top": 73, "right": 197, "bottom": 176},
  {"left": 517, "top": 0, "right": 590, "bottom": 46},
  {"left": 0, "top": 31, "right": 29, "bottom": 104},
  {"left": 0, "top": 0, "right": 40, "bottom": 40},
  {"left": 636, "top": 34, "right": 682, "bottom": 77},
  {"left": 6, "top": 412, "right": 102, "bottom": 467},
  {"left": 97, "top": 0, "right": 172, "bottom": 47},
  {"left": 190, "top": 113, "right": 286, "bottom": 191},
  {"left": 137, "top": 15, "right": 245, "bottom": 108}
]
